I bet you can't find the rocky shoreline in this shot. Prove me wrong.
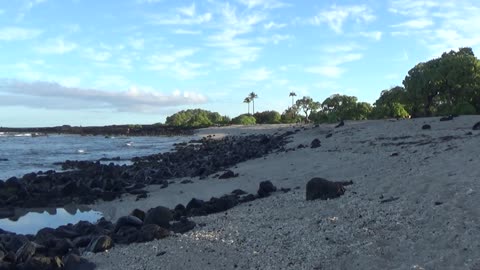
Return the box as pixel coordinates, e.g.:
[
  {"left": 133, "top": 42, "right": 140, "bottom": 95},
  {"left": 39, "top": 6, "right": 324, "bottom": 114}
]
[{"left": 0, "top": 131, "right": 298, "bottom": 269}]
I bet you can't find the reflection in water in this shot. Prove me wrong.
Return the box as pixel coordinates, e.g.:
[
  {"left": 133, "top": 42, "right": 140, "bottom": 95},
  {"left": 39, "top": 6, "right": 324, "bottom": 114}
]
[{"left": 0, "top": 205, "right": 102, "bottom": 235}]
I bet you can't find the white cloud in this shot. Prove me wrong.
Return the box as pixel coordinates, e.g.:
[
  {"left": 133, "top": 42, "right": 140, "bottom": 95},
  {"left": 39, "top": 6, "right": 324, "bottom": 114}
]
[
  {"left": 358, "top": 31, "right": 382, "bottom": 41},
  {"left": 136, "top": 0, "right": 163, "bottom": 3},
  {"left": 0, "top": 27, "right": 42, "bottom": 41},
  {"left": 305, "top": 66, "right": 344, "bottom": 78},
  {"left": 148, "top": 12, "right": 212, "bottom": 25},
  {"left": 173, "top": 29, "right": 202, "bottom": 35},
  {"left": 35, "top": 38, "right": 77, "bottom": 54},
  {"left": 311, "top": 4, "right": 375, "bottom": 34},
  {"left": 264, "top": 21, "right": 287, "bottom": 30},
  {"left": 83, "top": 48, "right": 112, "bottom": 62},
  {"left": 129, "top": 38, "right": 144, "bottom": 50},
  {"left": 392, "top": 18, "right": 434, "bottom": 29},
  {"left": 237, "top": 0, "right": 288, "bottom": 9},
  {"left": 178, "top": 3, "right": 196, "bottom": 17},
  {"left": 257, "top": 34, "right": 291, "bottom": 44},
  {"left": 241, "top": 67, "right": 272, "bottom": 81},
  {"left": 0, "top": 80, "right": 207, "bottom": 112},
  {"left": 148, "top": 49, "right": 205, "bottom": 79}
]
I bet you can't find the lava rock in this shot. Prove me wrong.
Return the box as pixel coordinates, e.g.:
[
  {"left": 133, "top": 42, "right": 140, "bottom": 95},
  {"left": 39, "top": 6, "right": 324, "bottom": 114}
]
[
  {"left": 137, "top": 224, "right": 170, "bottom": 242},
  {"left": 473, "top": 121, "right": 480, "bottom": 130},
  {"left": 64, "top": 254, "right": 96, "bottom": 270},
  {"left": 15, "top": 241, "right": 36, "bottom": 263},
  {"left": 257, "top": 181, "right": 277, "bottom": 198},
  {"left": 186, "top": 198, "right": 205, "bottom": 212},
  {"left": 85, "top": 235, "right": 113, "bottom": 253},
  {"left": 130, "top": 209, "right": 146, "bottom": 221},
  {"left": 325, "top": 133, "right": 333, "bottom": 138},
  {"left": 306, "top": 177, "right": 347, "bottom": 201},
  {"left": 170, "top": 218, "right": 196, "bottom": 234},
  {"left": 310, "top": 139, "right": 321, "bottom": 148},
  {"left": 422, "top": 124, "right": 431, "bottom": 130},
  {"left": 218, "top": 170, "right": 238, "bottom": 179},
  {"left": 144, "top": 206, "right": 173, "bottom": 229},
  {"left": 335, "top": 120, "right": 344, "bottom": 128},
  {"left": 440, "top": 115, "right": 454, "bottom": 121},
  {"left": 114, "top": 215, "right": 143, "bottom": 232}
]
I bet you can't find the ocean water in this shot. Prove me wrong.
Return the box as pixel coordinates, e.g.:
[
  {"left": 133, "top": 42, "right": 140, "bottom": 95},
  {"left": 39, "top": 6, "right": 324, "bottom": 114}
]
[
  {"left": 0, "top": 132, "right": 191, "bottom": 180},
  {"left": 0, "top": 132, "right": 191, "bottom": 234}
]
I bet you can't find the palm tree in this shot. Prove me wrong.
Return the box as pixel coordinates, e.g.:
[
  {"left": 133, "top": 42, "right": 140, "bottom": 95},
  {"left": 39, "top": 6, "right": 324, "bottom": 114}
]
[
  {"left": 289, "top": 91, "right": 297, "bottom": 107},
  {"left": 243, "top": 97, "right": 251, "bottom": 114},
  {"left": 249, "top": 92, "right": 258, "bottom": 114}
]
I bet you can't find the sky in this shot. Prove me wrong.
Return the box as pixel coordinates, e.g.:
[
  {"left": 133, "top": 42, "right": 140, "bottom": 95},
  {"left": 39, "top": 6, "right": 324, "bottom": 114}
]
[{"left": 1, "top": 0, "right": 480, "bottom": 127}]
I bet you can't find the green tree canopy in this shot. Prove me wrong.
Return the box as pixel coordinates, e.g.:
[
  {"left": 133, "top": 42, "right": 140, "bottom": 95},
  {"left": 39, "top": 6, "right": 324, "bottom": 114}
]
[
  {"left": 403, "top": 47, "right": 480, "bottom": 117},
  {"left": 231, "top": 114, "right": 256, "bottom": 125},
  {"left": 253, "top": 110, "right": 281, "bottom": 124},
  {"left": 296, "top": 96, "right": 320, "bottom": 122},
  {"left": 165, "top": 109, "right": 227, "bottom": 127}
]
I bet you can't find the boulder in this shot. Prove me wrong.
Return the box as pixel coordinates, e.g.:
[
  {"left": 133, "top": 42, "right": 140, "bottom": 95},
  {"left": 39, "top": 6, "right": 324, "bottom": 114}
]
[
  {"left": 257, "top": 181, "right": 277, "bottom": 198},
  {"left": 137, "top": 224, "right": 170, "bottom": 242},
  {"left": 130, "top": 209, "right": 146, "bottom": 221},
  {"left": 473, "top": 121, "right": 480, "bottom": 130},
  {"left": 310, "top": 139, "right": 321, "bottom": 148},
  {"left": 422, "top": 124, "right": 431, "bottom": 130},
  {"left": 440, "top": 115, "right": 454, "bottom": 121},
  {"left": 186, "top": 198, "right": 205, "bottom": 212},
  {"left": 64, "top": 254, "right": 96, "bottom": 270},
  {"left": 144, "top": 206, "right": 173, "bottom": 229},
  {"left": 306, "top": 177, "right": 347, "bottom": 201},
  {"left": 85, "top": 235, "right": 113, "bottom": 253},
  {"left": 114, "top": 215, "right": 143, "bottom": 232},
  {"left": 335, "top": 120, "right": 344, "bottom": 128},
  {"left": 15, "top": 241, "right": 36, "bottom": 263},
  {"left": 170, "top": 218, "right": 196, "bottom": 234}
]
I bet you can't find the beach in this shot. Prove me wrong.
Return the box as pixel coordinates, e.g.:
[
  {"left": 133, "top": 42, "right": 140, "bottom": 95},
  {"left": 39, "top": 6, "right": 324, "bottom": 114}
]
[{"left": 85, "top": 116, "right": 480, "bottom": 269}]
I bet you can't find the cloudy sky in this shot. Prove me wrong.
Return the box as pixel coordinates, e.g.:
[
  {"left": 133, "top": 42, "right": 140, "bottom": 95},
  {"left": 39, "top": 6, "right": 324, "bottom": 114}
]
[{"left": 1, "top": 0, "right": 479, "bottom": 127}]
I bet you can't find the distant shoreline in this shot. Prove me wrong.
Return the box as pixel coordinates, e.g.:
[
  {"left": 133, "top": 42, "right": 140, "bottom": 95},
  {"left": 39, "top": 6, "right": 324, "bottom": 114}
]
[{"left": 0, "top": 124, "right": 195, "bottom": 137}]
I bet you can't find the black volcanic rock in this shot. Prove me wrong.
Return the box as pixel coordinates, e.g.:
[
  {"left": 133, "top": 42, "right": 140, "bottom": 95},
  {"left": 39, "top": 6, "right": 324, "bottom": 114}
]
[
  {"left": 306, "top": 178, "right": 348, "bottom": 201},
  {"left": 257, "top": 181, "right": 277, "bottom": 198}
]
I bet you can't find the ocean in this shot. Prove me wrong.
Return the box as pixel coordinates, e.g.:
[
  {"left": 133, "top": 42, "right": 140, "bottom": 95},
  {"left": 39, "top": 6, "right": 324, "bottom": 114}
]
[
  {"left": 0, "top": 132, "right": 192, "bottom": 234},
  {"left": 0, "top": 132, "right": 191, "bottom": 181}
]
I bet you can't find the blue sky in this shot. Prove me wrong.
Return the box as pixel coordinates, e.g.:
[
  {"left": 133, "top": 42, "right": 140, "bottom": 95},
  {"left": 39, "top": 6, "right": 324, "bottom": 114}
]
[{"left": 1, "top": 0, "right": 479, "bottom": 127}]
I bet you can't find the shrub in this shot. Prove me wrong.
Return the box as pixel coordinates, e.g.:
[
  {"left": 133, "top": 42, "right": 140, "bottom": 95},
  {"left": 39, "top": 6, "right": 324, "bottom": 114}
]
[{"left": 231, "top": 114, "right": 256, "bottom": 125}]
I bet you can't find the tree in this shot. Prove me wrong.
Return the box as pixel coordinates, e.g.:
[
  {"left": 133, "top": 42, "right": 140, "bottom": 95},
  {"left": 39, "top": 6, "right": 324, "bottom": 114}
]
[
  {"left": 231, "top": 114, "right": 256, "bottom": 125},
  {"left": 289, "top": 91, "right": 297, "bottom": 107},
  {"left": 295, "top": 96, "right": 320, "bottom": 122},
  {"left": 403, "top": 47, "right": 480, "bottom": 117},
  {"left": 321, "top": 94, "right": 359, "bottom": 120},
  {"left": 253, "top": 110, "right": 281, "bottom": 124},
  {"left": 372, "top": 86, "right": 410, "bottom": 118},
  {"left": 281, "top": 105, "right": 301, "bottom": 123},
  {"left": 165, "top": 109, "right": 227, "bottom": 127},
  {"left": 243, "top": 97, "right": 251, "bottom": 114},
  {"left": 249, "top": 92, "right": 258, "bottom": 114}
]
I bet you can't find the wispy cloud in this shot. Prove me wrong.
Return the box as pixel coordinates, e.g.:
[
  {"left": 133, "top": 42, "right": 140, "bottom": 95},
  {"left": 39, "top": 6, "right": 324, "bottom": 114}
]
[
  {"left": 392, "top": 18, "right": 434, "bottom": 29},
  {"left": 148, "top": 49, "right": 205, "bottom": 79},
  {"left": 17, "top": 0, "right": 47, "bottom": 21},
  {"left": 358, "top": 31, "right": 382, "bottom": 41},
  {"left": 241, "top": 67, "right": 272, "bottom": 81},
  {"left": 129, "top": 38, "right": 144, "bottom": 50},
  {"left": 83, "top": 48, "right": 112, "bottom": 62},
  {"left": 305, "top": 52, "right": 363, "bottom": 78},
  {"left": 263, "top": 21, "right": 287, "bottom": 30},
  {"left": 177, "top": 3, "right": 196, "bottom": 17},
  {"left": 0, "top": 80, "right": 207, "bottom": 112},
  {"left": 0, "top": 9, "right": 5, "bottom": 15},
  {"left": 237, "top": 0, "right": 288, "bottom": 9},
  {"left": 172, "top": 29, "right": 202, "bottom": 35},
  {"left": 35, "top": 38, "right": 77, "bottom": 54},
  {"left": 148, "top": 3, "right": 212, "bottom": 26},
  {"left": 311, "top": 4, "right": 375, "bottom": 34},
  {"left": 0, "top": 27, "right": 42, "bottom": 41}
]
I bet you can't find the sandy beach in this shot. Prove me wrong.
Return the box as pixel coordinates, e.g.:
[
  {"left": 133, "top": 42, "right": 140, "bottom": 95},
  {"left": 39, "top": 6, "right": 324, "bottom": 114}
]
[{"left": 87, "top": 116, "right": 480, "bottom": 269}]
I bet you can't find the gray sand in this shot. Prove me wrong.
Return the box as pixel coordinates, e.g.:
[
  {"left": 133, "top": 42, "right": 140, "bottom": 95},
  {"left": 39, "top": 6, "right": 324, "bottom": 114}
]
[{"left": 87, "top": 116, "right": 480, "bottom": 269}]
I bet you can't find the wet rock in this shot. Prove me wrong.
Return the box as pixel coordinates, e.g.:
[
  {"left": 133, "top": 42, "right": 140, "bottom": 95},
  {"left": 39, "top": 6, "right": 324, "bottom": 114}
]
[
  {"left": 0, "top": 234, "right": 29, "bottom": 253},
  {"left": 306, "top": 177, "right": 347, "bottom": 201},
  {"left": 113, "top": 226, "right": 139, "bottom": 245},
  {"left": 18, "top": 256, "right": 63, "bottom": 270},
  {"left": 325, "top": 133, "right": 333, "bottom": 138},
  {"left": 61, "top": 182, "right": 77, "bottom": 197},
  {"left": 0, "top": 208, "right": 14, "bottom": 219},
  {"left": 310, "top": 139, "right": 321, "bottom": 148},
  {"left": 238, "top": 194, "right": 256, "bottom": 203},
  {"left": 218, "top": 170, "right": 238, "bottom": 179},
  {"left": 72, "top": 236, "right": 92, "bottom": 248},
  {"left": 144, "top": 206, "right": 173, "bottom": 229},
  {"left": 231, "top": 189, "right": 247, "bottom": 196},
  {"left": 257, "top": 181, "right": 277, "bottom": 198},
  {"left": 85, "top": 235, "right": 113, "bottom": 253}
]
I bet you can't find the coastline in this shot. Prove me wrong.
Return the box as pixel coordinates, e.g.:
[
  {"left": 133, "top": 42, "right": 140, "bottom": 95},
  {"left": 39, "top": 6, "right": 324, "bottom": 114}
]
[
  {"left": 1, "top": 116, "right": 480, "bottom": 269},
  {"left": 87, "top": 116, "right": 480, "bottom": 269}
]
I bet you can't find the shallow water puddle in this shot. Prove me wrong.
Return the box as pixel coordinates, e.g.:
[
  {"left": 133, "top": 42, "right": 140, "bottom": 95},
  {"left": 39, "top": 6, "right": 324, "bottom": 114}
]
[{"left": 0, "top": 206, "right": 102, "bottom": 235}]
